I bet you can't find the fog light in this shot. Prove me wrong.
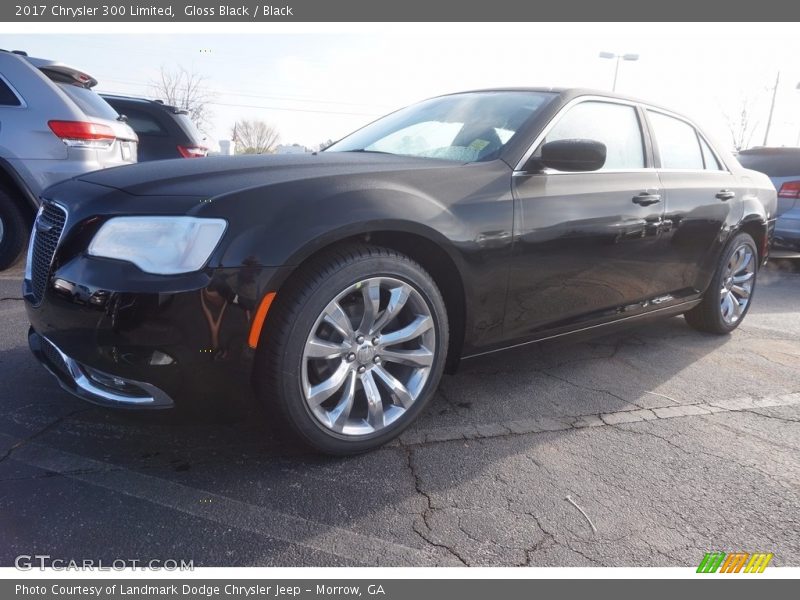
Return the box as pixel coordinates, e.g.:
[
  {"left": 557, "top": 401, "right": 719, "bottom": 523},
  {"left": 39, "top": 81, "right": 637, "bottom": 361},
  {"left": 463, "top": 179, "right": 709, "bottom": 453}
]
[
  {"left": 83, "top": 366, "right": 143, "bottom": 395},
  {"left": 149, "top": 350, "right": 174, "bottom": 365},
  {"left": 89, "top": 291, "right": 109, "bottom": 306}
]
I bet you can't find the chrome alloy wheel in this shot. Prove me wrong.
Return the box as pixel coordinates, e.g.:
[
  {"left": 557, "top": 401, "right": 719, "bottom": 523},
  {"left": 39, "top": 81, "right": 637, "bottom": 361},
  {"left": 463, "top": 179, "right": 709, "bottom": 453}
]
[
  {"left": 301, "top": 277, "right": 436, "bottom": 436},
  {"left": 720, "top": 243, "right": 755, "bottom": 325}
]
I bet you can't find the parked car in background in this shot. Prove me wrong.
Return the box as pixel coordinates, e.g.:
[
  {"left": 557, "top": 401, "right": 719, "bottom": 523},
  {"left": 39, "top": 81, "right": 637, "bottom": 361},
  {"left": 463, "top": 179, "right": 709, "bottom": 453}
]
[
  {"left": 101, "top": 94, "right": 208, "bottom": 161},
  {"left": 736, "top": 147, "right": 800, "bottom": 252},
  {"left": 0, "top": 49, "right": 137, "bottom": 270},
  {"left": 25, "top": 88, "right": 776, "bottom": 455}
]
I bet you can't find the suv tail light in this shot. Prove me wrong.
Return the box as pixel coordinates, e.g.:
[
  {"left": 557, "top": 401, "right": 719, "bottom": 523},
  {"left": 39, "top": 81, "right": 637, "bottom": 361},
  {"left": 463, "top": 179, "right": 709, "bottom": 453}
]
[
  {"left": 177, "top": 145, "right": 208, "bottom": 158},
  {"left": 48, "top": 120, "right": 116, "bottom": 149},
  {"left": 777, "top": 181, "right": 800, "bottom": 199}
]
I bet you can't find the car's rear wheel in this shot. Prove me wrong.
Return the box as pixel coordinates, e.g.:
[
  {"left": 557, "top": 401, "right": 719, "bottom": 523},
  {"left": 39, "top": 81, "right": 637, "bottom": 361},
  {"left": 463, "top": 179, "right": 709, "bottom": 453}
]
[
  {"left": 256, "top": 244, "right": 448, "bottom": 455},
  {"left": 684, "top": 232, "right": 758, "bottom": 334},
  {"left": 0, "top": 185, "right": 29, "bottom": 271}
]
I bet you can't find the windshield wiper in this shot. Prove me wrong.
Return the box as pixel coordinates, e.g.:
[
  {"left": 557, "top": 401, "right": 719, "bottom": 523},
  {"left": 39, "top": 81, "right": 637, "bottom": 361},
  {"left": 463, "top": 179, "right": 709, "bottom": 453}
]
[{"left": 342, "top": 149, "right": 395, "bottom": 155}]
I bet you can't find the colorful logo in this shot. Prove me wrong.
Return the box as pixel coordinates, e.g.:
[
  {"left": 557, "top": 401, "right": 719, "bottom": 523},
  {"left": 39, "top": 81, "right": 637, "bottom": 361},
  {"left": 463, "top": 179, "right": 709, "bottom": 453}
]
[{"left": 697, "top": 552, "right": 773, "bottom": 573}]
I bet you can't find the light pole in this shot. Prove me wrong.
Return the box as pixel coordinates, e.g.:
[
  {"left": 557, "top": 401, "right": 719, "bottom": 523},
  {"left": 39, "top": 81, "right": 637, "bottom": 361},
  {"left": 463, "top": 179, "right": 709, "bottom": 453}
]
[
  {"left": 599, "top": 51, "right": 639, "bottom": 92},
  {"left": 796, "top": 82, "right": 800, "bottom": 147},
  {"left": 762, "top": 71, "right": 780, "bottom": 147}
]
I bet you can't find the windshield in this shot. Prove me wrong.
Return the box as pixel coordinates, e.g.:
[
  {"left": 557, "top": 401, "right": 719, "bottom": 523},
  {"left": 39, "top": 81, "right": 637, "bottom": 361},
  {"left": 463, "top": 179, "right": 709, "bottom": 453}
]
[{"left": 326, "top": 91, "right": 556, "bottom": 162}]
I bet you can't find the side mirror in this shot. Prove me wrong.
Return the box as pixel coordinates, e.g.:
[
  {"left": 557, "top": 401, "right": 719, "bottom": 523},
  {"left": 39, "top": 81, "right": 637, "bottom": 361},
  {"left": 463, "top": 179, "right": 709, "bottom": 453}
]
[{"left": 536, "top": 138, "right": 607, "bottom": 172}]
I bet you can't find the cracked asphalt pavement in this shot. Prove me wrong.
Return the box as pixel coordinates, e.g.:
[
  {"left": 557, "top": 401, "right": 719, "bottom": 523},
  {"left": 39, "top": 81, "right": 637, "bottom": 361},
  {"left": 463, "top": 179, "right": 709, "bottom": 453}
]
[{"left": 1, "top": 259, "right": 799, "bottom": 567}]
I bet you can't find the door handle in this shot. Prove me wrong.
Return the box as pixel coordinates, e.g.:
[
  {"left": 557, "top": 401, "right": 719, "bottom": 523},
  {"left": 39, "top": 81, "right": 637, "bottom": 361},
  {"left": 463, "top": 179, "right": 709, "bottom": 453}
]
[
  {"left": 716, "top": 189, "right": 736, "bottom": 201},
  {"left": 632, "top": 192, "right": 662, "bottom": 206}
]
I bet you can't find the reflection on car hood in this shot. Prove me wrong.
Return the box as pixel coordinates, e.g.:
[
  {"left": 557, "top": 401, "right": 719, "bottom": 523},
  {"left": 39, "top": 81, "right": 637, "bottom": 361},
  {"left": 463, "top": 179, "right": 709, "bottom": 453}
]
[{"left": 77, "top": 153, "right": 456, "bottom": 197}]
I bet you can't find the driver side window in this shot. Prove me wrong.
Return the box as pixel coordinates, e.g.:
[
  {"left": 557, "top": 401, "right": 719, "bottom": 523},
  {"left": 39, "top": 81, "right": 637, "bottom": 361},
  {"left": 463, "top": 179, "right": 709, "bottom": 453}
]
[{"left": 542, "top": 101, "right": 645, "bottom": 170}]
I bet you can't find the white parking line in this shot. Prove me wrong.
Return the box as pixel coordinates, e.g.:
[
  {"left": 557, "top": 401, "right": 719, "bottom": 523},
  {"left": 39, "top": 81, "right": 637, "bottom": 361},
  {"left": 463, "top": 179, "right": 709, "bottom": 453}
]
[
  {"left": 0, "top": 433, "right": 459, "bottom": 567},
  {"left": 396, "top": 392, "right": 800, "bottom": 446}
]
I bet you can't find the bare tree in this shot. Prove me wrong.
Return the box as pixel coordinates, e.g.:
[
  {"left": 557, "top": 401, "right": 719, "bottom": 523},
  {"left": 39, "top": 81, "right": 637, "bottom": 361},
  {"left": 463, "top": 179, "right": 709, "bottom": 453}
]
[
  {"left": 232, "top": 119, "right": 280, "bottom": 154},
  {"left": 723, "top": 97, "right": 760, "bottom": 152},
  {"left": 151, "top": 66, "right": 214, "bottom": 132}
]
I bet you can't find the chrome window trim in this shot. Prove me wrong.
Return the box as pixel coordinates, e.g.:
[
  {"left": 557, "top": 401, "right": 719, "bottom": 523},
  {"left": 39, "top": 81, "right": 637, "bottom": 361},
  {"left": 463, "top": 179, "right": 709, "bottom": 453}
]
[
  {"left": 644, "top": 106, "right": 731, "bottom": 174},
  {"left": 512, "top": 168, "right": 658, "bottom": 177},
  {"left": 514, "top": 94, "right": 731, "bottom": 175},
  {"left": 514, "top": 95, "right": 647, "bottom": 173},
  {"left": 0, "top": 73, "right": 27, "bottom": 108}
]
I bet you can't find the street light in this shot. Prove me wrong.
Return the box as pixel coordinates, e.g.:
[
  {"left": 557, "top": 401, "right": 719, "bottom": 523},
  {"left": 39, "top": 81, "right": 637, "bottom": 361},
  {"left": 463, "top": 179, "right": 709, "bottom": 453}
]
[
  {"left": 796, "top": 82, "right": 800, "bottom": 146},
  {"left": 599, "top": 51, "right": 639, "bottom": 92}
]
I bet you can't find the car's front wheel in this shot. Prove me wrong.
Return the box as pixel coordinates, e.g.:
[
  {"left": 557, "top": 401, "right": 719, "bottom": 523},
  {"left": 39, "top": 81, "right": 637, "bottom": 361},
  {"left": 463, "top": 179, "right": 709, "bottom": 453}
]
[
  {"left": 257, "top": 245, "right": 448, "bottom": 455},
  {"left": 684, "top": 232, "right": 758, "bottom": 334}
]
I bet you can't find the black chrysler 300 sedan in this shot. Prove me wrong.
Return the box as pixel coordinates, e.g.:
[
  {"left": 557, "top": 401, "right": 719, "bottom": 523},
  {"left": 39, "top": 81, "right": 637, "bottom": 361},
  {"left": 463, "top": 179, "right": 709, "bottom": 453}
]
[{"left": 25, "top": 89, "right": 776, "bottom": 454}]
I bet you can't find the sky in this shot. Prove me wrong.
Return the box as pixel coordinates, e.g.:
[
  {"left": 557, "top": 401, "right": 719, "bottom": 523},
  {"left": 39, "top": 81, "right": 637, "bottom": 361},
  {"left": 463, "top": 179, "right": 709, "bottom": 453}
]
[{"left": 5, "top": 24, "right": 800, "bottom": 152}]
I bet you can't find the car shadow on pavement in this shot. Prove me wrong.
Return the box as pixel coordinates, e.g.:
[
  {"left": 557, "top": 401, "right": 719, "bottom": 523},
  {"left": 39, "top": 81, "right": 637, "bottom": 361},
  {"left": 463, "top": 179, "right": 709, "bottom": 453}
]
[{"left": 1, "top": 308, "right": 748, "bottom": 566}]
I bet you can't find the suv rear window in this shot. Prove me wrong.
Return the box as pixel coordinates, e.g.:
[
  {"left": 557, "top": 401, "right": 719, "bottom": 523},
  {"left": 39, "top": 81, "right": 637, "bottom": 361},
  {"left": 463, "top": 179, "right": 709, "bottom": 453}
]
[
  {"left": 56, "top": 83, "right": 120, "bottom": 121},
  {"left": 737, "top": 150, "right": 800, "bottom": 178},
  {"left": 41, "top": 69, "right": 119, "bottom": 121},
  {"left": 118, "top": 107, "right": 168, "bottom": 136},
  {"left": 174, "top": 112, "right": 205, "bottom": 144}
]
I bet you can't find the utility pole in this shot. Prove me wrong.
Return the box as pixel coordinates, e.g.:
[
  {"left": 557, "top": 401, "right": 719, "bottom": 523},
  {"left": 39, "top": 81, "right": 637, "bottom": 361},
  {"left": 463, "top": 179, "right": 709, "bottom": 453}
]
[{"left": 763, "top": 71, "right": 780, "bottom": 147}]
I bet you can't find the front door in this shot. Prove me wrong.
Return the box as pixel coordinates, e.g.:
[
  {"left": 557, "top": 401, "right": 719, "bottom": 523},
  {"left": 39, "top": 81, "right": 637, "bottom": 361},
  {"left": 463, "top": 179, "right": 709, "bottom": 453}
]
[{"left": 506, "top": 99, "right": 666, "bottom": 340}]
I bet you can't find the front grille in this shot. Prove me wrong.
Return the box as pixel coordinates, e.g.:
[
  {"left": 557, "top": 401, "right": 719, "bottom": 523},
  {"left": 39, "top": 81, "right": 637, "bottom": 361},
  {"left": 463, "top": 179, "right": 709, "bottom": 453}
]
[{"left": 30, "top": 202, "right": 67, "bottom": 304}]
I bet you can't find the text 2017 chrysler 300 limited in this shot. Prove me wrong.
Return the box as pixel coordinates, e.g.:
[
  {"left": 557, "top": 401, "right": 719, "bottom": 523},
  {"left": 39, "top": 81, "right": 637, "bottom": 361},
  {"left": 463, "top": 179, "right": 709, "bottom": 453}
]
[{"left": 24, "top": 89, "right": 777, "bottom": 454}]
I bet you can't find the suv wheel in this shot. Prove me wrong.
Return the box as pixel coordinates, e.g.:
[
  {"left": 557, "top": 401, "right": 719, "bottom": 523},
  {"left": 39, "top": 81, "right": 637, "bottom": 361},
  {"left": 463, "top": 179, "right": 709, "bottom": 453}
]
[
  {"left": 256, "top": 244, "right": 448, "bottom": 455},
  {"left": 685, "top": 232, "right": 758, "bottom": 334},
  {"left": 0, "top": 185, "right": 30, "bottom": 271}
]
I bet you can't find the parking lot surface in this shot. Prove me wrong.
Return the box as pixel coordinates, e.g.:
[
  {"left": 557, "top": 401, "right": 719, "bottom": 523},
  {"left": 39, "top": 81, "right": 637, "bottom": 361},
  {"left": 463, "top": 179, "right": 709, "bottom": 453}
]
[{"left": 1, "top": 260, "right": 799, "bottom": 567}]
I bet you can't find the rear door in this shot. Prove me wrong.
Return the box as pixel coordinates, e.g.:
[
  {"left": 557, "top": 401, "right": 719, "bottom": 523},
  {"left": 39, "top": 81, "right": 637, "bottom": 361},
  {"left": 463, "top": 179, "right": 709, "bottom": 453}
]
[
  {"left": 645, "top": 109, "right": 743, "bottom": 299},
  {"left": 506, "top": 98, "right": 666, "bottom": 339}
]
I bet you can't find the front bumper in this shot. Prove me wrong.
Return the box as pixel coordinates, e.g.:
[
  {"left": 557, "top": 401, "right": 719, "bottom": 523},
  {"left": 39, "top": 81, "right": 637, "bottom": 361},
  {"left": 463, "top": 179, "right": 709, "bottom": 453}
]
[
  {"left": 29, "top": 330, "right": 174, "bottom": 408},
  {"left": 25, "top": 259, "right": 286, "bottom": 410}
]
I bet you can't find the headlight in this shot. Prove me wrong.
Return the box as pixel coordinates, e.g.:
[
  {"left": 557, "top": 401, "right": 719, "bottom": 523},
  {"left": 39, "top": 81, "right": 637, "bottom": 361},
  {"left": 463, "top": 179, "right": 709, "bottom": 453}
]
[{"left": 88, "top": 216, "right": 227, "bottom": 275}]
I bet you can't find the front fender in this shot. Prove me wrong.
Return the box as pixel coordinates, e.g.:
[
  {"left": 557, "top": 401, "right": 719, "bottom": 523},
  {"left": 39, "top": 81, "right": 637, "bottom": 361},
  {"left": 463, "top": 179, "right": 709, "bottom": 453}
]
[{"left": 214, "top": 186, "right": 463, "bottom": 268}]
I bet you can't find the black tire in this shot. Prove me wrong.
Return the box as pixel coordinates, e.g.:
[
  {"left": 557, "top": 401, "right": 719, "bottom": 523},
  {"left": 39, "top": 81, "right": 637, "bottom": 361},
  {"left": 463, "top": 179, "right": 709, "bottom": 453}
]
[
  {"left": 0, "top": 185, "right": 30, "bottom": 271},
  {"left": 684, "top": 232, "right": 758, "bottom": 334},
  {"left": 255, "top": 244, "right": 449, "bottom": 455}
]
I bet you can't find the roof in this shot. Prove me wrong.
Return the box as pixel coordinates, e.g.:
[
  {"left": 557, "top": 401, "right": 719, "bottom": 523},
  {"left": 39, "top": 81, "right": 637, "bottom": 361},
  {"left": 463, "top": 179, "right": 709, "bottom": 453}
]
[
  {"left": 442, "top": 87, "right": 678, "bottom": 115},
  {"left": 1, "top": 50, "right": 98, "bottom": 87},
  {"left": 738, "top": 146, "right": 800, "bottom": 155}
]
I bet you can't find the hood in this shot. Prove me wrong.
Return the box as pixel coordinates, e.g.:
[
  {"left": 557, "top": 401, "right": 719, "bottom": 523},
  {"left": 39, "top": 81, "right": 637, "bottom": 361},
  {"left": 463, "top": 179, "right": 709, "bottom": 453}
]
[{"left": 76, "top": 152, "right": 457, "bottom": 197}]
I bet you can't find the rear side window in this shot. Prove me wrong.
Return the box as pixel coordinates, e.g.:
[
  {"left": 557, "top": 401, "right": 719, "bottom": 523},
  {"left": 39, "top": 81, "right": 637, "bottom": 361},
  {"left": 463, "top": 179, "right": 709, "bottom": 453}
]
[
  {"left": 0, "top": 77, "right": 21, "bottom": 106},
  {"left": 56, "top": 83, "right": 120, "bottom": 121},
  {"left": 118, "top": 107, "right": 167, "bottom": 136},
  {"left": 699, "top": 136, "right": 722, "bottom": 170},
  {"left": 543, "top": 101, "right": 645, "bottom": 170},
  {"left": 648, "top": 111, "right": 704, "bottom": 170}
]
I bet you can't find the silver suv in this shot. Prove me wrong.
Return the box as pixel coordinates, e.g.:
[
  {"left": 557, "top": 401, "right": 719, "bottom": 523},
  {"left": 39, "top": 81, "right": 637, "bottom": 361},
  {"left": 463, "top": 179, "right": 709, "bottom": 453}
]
[{"left": 0, "top": 50, "right": 138, "bottom": 269}]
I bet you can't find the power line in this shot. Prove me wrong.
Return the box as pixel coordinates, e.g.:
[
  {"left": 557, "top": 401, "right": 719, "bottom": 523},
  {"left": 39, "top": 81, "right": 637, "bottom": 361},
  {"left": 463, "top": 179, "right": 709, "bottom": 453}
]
[
  {"left": 101, "top": 76, "right": 393, "bottom": 109},
  {"left": 97, "top": 88, "right": 380, "bottom": 117}
]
